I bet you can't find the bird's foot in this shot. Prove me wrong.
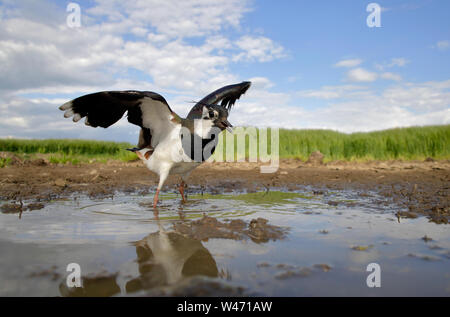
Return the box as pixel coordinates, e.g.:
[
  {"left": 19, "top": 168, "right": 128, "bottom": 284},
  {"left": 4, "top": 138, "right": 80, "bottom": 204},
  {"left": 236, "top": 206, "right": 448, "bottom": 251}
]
[{"left": 179, "top": 181, "right": 187, "bottom": 203}]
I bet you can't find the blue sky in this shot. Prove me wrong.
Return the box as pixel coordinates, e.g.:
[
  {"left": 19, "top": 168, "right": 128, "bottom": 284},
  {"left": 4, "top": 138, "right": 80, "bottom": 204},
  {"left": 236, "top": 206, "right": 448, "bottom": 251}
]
[
  {"left": 234, "top": 1, "right": 450, "bottom": 90},
  {"left": 0, "top": 0, "right": 449, "bottom": 143}
]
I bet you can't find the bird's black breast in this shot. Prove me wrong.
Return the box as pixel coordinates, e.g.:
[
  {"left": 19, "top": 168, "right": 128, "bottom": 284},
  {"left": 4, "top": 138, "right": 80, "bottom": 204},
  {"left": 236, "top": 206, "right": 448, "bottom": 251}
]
[{"left": 180, "top": 131, "right": 220, "bottom": 162}]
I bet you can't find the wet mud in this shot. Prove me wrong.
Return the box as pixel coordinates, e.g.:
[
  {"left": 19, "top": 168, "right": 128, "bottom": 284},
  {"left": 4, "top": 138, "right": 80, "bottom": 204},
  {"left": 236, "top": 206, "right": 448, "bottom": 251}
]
[
  {"left": 173, "top": 216, "right": 287, "bottom": 243},
  {"left": 1, "top": 159, "right": 448, "bottom": 224}
]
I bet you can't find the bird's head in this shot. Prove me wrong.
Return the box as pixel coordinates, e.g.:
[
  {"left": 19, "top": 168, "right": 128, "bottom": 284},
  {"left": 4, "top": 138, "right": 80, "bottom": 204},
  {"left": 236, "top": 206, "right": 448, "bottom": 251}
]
[
  {"left": 187, "top": 81, "right": 251, "bottom": 133},
  {"left": 202, "top": 104, "right": 233, "bottom": 133}
]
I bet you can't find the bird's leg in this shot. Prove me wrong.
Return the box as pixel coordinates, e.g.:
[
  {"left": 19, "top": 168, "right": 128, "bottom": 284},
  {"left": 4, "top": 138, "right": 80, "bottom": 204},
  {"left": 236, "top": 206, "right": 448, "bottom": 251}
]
[
  {"left": 153, "top": 168, "right": 170, "bottom": 209},
  {"left": 153, "top": 188, "right": 160, "bottom": 209},
  {"left": 179, "top": 180, "right": 187, "bottom": 203}
]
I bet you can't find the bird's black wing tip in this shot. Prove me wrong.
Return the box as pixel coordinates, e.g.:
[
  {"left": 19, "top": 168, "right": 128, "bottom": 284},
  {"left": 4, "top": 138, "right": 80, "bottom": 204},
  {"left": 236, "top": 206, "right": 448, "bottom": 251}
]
[
  {"left": 242, "top": 81, "right": 252, "bottom": 88},
  {"left": 237, "top": 81, "right": 251, "bottom": 97},
  {"left": 223, "top": 81, "right": 252, "bottom": 110}
]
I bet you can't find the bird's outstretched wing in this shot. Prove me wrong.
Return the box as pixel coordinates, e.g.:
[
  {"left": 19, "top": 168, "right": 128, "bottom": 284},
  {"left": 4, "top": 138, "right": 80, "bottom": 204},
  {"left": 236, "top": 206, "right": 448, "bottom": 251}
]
[
  {"left": 186, "top": 81, "right": 251, "bottom": 119},
  {"left": 59, "top": 91, "right": 181, "bottom": 148}
]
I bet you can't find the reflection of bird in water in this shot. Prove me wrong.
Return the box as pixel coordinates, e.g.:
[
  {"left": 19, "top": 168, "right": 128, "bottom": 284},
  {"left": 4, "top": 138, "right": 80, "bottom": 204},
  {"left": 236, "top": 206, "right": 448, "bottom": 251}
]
[
  {"left": 126, "top": 222, "right": 218, "bottom": 293},
  {"left": 59, "top": 214, "right": 286, "bottom": 296},
  {"left": 58, "top": 221, "right": 218, "bottom": 297}
]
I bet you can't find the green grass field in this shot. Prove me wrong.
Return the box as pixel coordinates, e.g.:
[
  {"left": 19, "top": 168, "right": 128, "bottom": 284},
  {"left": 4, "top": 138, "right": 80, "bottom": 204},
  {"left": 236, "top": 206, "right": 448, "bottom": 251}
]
[
  {"left": 0, "top": 125, "right": 448, "bottom": 166},
  {"left": 0, "top": 139, "right": 136, "bottom": 165},
  {"left": 276, "top": 125, "right": 449, "bottom": 161}
]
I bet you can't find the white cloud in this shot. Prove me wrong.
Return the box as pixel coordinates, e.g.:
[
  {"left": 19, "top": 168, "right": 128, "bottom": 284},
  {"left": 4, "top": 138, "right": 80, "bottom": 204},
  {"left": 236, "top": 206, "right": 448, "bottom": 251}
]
[
  {"left": 0, "top": 0, "right": 285, "bottom": 97},
  {"left": 375, "top": 57, "right": 409, "bottom": 70},
  {"left": 0, "top": 0, "right": 269, "bottom": 141},
  {"left": 0, "top": 94, "right": 142, "bottom": 141},
  {"left": 248, "top": 77, "right": 274, "bottom": 89},
  {"left": 0, "top": 116, "right": 28, "bottom": 128},
  {"left": 86, "top": 0, "right": 250, "bottom": 38},
  {"left": 334, "top": 59, "right": 362, "bottom": 68},
  {"left": 286, "top": 75, "right": 300, "bottom": 83},
  {"left": 147, "top": 32, "right": 169, "bottom": 43},
  {"left": 346, "top": 68, "right": 378, "bottom": 82},
  {"left": 380, "top": 72, "right": 402, "bottom": 81},
  {"left": 339, "top": 58, "right": 405, "bottom": 83},
  {"left": 2, "top": 79, "right": 449, "bottom": 140},
  {"left": 0, "top": 16, "right": 127, "bottom": 92},
  {"left": 233, "top": 35, "right": 285, "bottom": 62},
  {"left": 436, "top": 40, "right": 450, "bottom": 51},
  {"left": 382, "top": 80, "right": 450, "bottom": 112},
  {"left": 0, "top": 37, "right": 115, "bottom": 91},
  {"left": 297, "top": 85, "right": 370, "bottom": 100},
  {"left": 115, "top": 39, "right": 232, "bottom": 91},
  {"left": 290, "top": 80, "right": 450, "bottom": 132},
  {"left": 131, "top": 27, "right": 148, "bottom": 37},
  {"left": 388, "top": 57, "right": 409, "bottom": 67},
  {"left": 221, "top": 80, "right": 450, "bottom": 133}
]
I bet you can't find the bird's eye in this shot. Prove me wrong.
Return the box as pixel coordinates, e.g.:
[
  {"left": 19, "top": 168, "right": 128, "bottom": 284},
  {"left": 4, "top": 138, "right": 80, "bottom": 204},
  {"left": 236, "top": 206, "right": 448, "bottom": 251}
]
[{"left": 209, "top": 110, "right": 215, "bottom": 118}]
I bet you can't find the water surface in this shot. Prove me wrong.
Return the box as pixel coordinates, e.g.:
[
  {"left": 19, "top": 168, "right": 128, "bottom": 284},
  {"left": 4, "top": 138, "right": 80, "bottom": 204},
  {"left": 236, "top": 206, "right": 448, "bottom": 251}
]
[{"left": 0, "top": 189, "right": 449, "bottom": 296}]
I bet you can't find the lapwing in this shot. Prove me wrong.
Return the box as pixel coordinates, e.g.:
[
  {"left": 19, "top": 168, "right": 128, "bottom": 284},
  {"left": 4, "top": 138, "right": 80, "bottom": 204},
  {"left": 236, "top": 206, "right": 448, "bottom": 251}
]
[{"left": 59, "top": 81, "right": 251, "bottom": 208}]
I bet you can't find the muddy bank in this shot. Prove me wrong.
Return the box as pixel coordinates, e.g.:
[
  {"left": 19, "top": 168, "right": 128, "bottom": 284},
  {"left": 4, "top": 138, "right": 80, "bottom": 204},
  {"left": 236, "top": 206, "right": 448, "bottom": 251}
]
[
  {"left": 173, "top": 216, "right": 288, "bottom": 243},
  {"left": 0, "top": 159, "right": 449, "bottom": 223}
]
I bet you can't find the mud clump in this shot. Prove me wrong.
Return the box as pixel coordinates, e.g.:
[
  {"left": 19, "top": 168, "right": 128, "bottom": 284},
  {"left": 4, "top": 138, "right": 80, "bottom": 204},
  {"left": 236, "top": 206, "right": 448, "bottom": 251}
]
[
  {"left": 306, "top": 151, "right": 324, "bottom": 165},
  {"left": 174, "top": 216, "right": 243, "bottom": 240},
  {"left": 144, "top": 276, "right": 250, "bottom": 297},
  {"left": 0, "top": 152, "right": 23, "bottom": 166},
  {"left": 1, "top": 201, "right": 45, "bottom": 214},
  {"left": 173, "top": 216, "right": 287, "bottom": 243},
  {"left": 428, "top": 207, "right": 449, "bottom": 224},
  {"left": 351, "top": 245, "right": 374, "bottom": 251},
  {"left": 260, "top": 262, "right": 332, "bottom": 280},
  {"left": 247, "top": 218, "right": 285, "bottom": 243},
  {"left": 407, "top": 253, "right": 441, "bottom": 262},
  {"left": 1, "top": 202, "right": 23, "bottom": 214},
  {"left": 26, "top": 202, "right": 45, "bottom": 211},
  {"left": 313, "top": 264, "right": 332, "bottom": 272},
  {"left": 54, "top": 178, "right": 67, "bottom": 187},
  {"left": 28, "top": 158, "right": 48, "bottom": 167},
  {"left": 275, "top": 267, "right": 312, "bottom": 280},
  {"left": 396, "top": 211, "right": 418, "bottom": 220},
  {"left": 27, "top": 266, "right": 60, "bottom": 281},
  {"left": 59, "top": 272, "right": 120, "bottom": 297}
]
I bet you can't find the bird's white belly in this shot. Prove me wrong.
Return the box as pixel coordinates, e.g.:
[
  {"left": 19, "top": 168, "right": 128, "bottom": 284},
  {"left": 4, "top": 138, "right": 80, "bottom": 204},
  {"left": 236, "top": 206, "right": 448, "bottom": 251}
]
[{"left": 142, "top": 126, "right": 199, "bottom": 176}]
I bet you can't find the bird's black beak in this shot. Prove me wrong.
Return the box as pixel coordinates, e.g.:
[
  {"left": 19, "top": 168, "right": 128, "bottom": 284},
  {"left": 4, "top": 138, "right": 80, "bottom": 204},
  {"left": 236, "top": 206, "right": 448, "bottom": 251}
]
[{"left": 221, "top": 119, "right": 233, "bottom": 133}]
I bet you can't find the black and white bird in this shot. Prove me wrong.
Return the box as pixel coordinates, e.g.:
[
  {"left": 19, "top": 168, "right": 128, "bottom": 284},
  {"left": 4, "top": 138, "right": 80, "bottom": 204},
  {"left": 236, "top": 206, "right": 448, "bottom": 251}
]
[{"left": 59, "top": 81, "right": 251, "bottom": 208}]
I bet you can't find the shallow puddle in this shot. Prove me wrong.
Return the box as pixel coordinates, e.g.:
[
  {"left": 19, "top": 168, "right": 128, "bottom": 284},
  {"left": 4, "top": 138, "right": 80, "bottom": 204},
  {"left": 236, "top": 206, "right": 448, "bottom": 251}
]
[{"left": 0, "top": 189, "right": 449, "bottom": 296}]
